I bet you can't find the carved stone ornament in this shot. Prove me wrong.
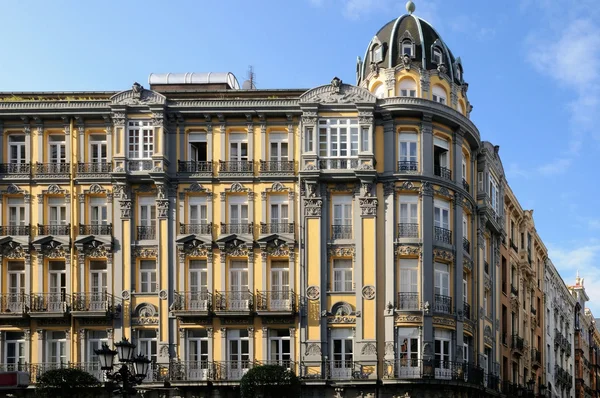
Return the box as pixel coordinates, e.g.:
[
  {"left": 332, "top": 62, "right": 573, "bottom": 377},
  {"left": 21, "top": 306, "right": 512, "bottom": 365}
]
[
  {"left": 223, "top": 241, "right": 249, "bottom": 257},
  {"left": 385, "top": 342, "right": 395, "bottom": 356},
  {"left": 82, "top": 242, "right": 109, "bottom": 258},
  {"left": 305, "top": 343, "right": 321, "bottom": 356},
  {"left": 1, "top": 242, "right": 26, "bottom": 259},
  {"left": 463, "top": 258, "right": 473, "bottom": 273},
  {"left": 299, "top": 78, "right": 376, "bottom": 105},
  {"left": 419, "top": 181, "right": 434, "bottom": 197},
  {"left": 394, "top": 314, "right": 422, "bottom": 323},
  {"left": 361, "top": 342, "right": 377, "bottom": 356},
  {"left": 121, "top": 290, "right": 130, "bottom": 300},
  {"left": 304, "top": 198, "right": 323, "bottom": 217},
  {"left": 433, "top": 248, "right": 454, "bottom": 262},
  {"left": 358, "top": 112, "right": 373, "bottom": 125},
  {"left": 328, "top": 245, "right": 355, "bottom": 259},
  {"left": 133, "top": 303, "right": 159, "bottom": 325},
  {"left": 110, "top": 83, "right": 166, "bottom": 106},
  {"left": 432, "top": 317, "right": 456, "bottom": 327},
  {"left": 362, "top": 285, "right": 376, "bottom": 300},
  {"left": 156, "top": 200, "right": 169, "bottom": 219},
  {"left": 301, "top": 111, "right": 318, "bottom": 125},
  {"left": 158, "top": 290, "right": 168, "bottom": 300},
  {"left": 395, "top": 244, "right": 421, "bottom": 257},
  {"left": 6, "top": 184, "right": 22, "bottom": 194},
  {"left": 133, "top": 246, "right": 158, "bottom": 258},
  {"left": 306, "top": 285, "right": 320, "bottom": 301},
  {"left": 359, "top": 197, "right": 378, "bottom": 216}
]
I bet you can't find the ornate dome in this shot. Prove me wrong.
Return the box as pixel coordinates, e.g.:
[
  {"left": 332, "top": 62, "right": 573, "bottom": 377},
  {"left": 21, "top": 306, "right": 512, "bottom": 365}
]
[{"left": 357, "top": 1, "right": 464, "bottom": 86}]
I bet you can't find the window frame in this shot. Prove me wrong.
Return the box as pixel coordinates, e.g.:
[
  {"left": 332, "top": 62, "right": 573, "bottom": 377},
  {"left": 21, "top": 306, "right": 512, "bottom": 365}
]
[
  {"left": 127, "top": 120, "right": 154, "bottom": 160},
  {"left": 332, "top": 259, "right": 353, "bottom": 292},
  {"left": 318, "top": 119, "right": 360, "bottom": 159},
  {"left": 8, "top": 135, "right": 26, "bottom": 164},
  {"left": 139, "top": 260, "right": 157, "bottom": 293}
]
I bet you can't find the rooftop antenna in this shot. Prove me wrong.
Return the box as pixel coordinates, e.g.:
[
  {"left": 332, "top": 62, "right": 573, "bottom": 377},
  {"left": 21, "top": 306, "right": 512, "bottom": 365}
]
[{"left": 242, "top": 65, "right": 257, "bottom": 89}]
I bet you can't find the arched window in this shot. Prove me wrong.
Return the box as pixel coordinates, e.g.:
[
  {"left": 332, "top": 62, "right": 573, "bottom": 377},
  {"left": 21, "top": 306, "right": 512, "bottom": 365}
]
[
  {"left": 402, "top": 39, "right": 413, "bottom": 57},
  {"left": 432, "top": 85, "right": 447, "bottom": 105},
  {"left": 373, "top": 84, "right": 385, "bottom": 99},
  {"left": 398, "top": 79, "right": 417, "bottom": 98},
  {"left": 432, "top": 47, "right": 443, "bottom": 64},
  {"left": 372, "top": 44, "right": 383, "bottom": 64}
]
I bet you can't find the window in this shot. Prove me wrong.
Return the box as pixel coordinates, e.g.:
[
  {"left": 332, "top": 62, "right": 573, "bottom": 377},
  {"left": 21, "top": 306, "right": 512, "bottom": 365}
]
[
  {"left": 269, "top": 330, "right": 291, "bottom": 367},
  {"left": 4, "top": 332, "right": 25, "bottom": 368},
  {"left": 434, "top": 329, "right": 451, "bottom": 378},
  {"left": 463, "top": 336, "right": 471, "bottom": 364},
  {"left": 229, "top": 261, "right": 249, "bottom": 307},
  {"left": 229, "top": 133, "right": 248, "bottom": 162},
  {"left": 48, "top": 135, "right": 66, "bottom": 163},
  {"left": 189, "top": 196, "right": 208, "bottom": 225},
  {"left": 332, "top": 196, "right": 352, "bottom": 239},
  {"left": 432, "top": 47, "right": 443, "bottom": 64},
  {"left": 189, "top": 132, "right": 208, "bottom": 162},
  {"left": 398, "top": 79, "right": 417, "bottom": 97},
  {"left": 270, "top": 261, "right": 290, "bottom": 308},
  {"left": 87, "top": 330, "right": 108, "bottom": 364},
  {"left": 462, "top": 155, "right": 467, "bottom": 180},
  {"left": 331, "top": 328, "right": 353, "bottom": 377},
  {"left": 89, "top": 134, "right": 107, "bottom": 164},
  {"left": 228, "top": 329, "right": 250, "bottom": 379},
  {"left": 140, "top": 260, "right": 157, "bottom": 293},
  {"left": 463, "top": 279, "right": 468, "bottom": 305},
  {"left": 48, "top": 197, "right": 66, "bottom": 226},
  {"left": 456, "top": 66, "right": 462, "bottom": 81},
  {"left": 269, "top": 132, "right": 289, "bottom": 162},
  {"left": 483, "top": 293, "right": 488, "bottom": 317},
  {"left": 489, "top": 173, "right": 500, "bottom": 214},
  {"left": 402, "top": 40, "right": 413, "bottom": 57},
  {"left": 90, "top": 261, "right": 108, "bottom": 300},
  {"left": 483, "top": 239, "right": 488, "bottom": 263},
  {"left": 373, "top": 84, "right": 385, "bottom": 99},
  {"left": 399, "top": 195, "right": 418, "bottom": 238},
  {"left": 434, "top": 263, "right": 450, "bottom": 297},
  {"left": 7, "top": 198, "right": 25, "bottom": 227},
  {"left": 7, "top": 262, "right": 24, "bottom": 313},
  {"left": 49, "top": 261, "right": 66, "bottom": 302},
  {"left": 433, "top": 137, "right": 449, "bottom": 174},
  {"left": 432, "top": 85, "right": 447, "bottom": 104},
  {"left": 434, "top": 200, "right": 450, "bottom": 230},
  {"left": 90, "top": 197, "right": 108, "bottom": 225},
  {"left": 398, "top": 328, "right": 419, "bottom": 374},
  {"left": 462, "top": 214, "right": 468, "bottom": 239},
  {"left": 333, "top": 259, "right": 353, "bottom": 292},
  {"left": 128, "top": 120, "right": 154, "bottom": 159},
  {"left": 269, "top": 195, "right": 289, "bottom": 228},
  {"left": 138, "top": 330, "right": 157, "bottom": 363},
  {"left": 229, "top": 196, "right": 249, "bottom": 231},
  {"left": 188, "top": 329, "right": 210, "bottom": 377},
  {"left": 318, "top": 119, "right": 359, "bottom": 158},
  {"left": 398, "top": 132, "right": 417, "bottom": 171},
  {"left": 47, "top": 331, "right": 67, "bottom": 364},
  {"left": 189, "top": 260, "right": 208, "bottom": 294},
  {"left": 372, "top": 45, "right": 383, "bottom": 63},
  {"left": 304, "top": 127, "right": 314, "bottom": 153},
  {"left": 8, "top": 135, "right": 26, "bottom": 164},
  {"left": 139, "top": 198, "right": 156, "bottom": 228},
  {"left": 399, "top": 260, "right": 418, "bottom": 310},
  {"left": 478, "top": 172, "right": 484, "bottom": 192}
]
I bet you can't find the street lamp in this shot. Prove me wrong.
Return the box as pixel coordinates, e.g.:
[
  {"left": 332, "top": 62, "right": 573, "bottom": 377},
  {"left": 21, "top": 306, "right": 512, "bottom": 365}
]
[
  {"left": 95, "top": 337, "right": 151, "bottom": 397},
  {"left": 527, "top": 378, "right": 536, "bottom": 397},
  {"left": 539, "top": 383, "right": 546, "bottom": 398}
]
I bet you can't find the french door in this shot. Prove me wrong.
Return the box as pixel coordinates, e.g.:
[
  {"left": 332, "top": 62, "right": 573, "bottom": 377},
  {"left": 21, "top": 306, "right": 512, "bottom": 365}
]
[
  {"left": 228, "top": 330, "right": 250, "bottom": 380},
  {"left": 48, "top": 262, "right": 66, "bottom": 312},
  {"left": 270, "top": 262, "right": 290, "bottom": 311},
  {"left": 5, "top": 332, "right": 25, "bottom": 371},
  {"left": 7, "top": 265, "right": 25, "bottom": 312},
  {"left": 269, "top": 330, "right": 291, "bottom": 368},
  {"left": 229, "top": 203, "right": 248, "bottom": 234},
  {"left": 47, "top": 331, "right": 67, "bottom": 365},
  {"left": 331, "top": 330, "right": 353, "bottom": 379},
  {"left": 270, "top": 139, "right": 289, "bottom": 162},
  {"left": 434, "top": 338, "right": 451, "bottom": 379},
  {"left": 90, "top": 141, "right": 107, "bottom": 164},
  {"left": 90, "top": 262, "right": 107, "bottom": 310},
  {"left": 270, "top": 203, "right": 289, "bottom": 233},
  {"left": 229, "top": 262, "right": 249, "bottom": 310},
  {"left": 87, "top": 331, "right": 108, "bottom": 380},
  {"left": 189, "top": 260, "right": 208, "bottom": 310},
  {"left": 188, "top": 331, "right": 209, "bottom": 380}
]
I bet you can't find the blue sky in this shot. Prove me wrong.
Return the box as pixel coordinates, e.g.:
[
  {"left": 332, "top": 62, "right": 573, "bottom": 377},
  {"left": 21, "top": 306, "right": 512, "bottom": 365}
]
[{"left": 1, "top": 0, "right": 600, "bottom": 309}]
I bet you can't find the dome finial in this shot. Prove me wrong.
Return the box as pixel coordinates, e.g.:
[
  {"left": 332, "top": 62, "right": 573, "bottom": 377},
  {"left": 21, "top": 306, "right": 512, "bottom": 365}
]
[{"left": 406, "top": 0, "right": 416, "bottom": 14}]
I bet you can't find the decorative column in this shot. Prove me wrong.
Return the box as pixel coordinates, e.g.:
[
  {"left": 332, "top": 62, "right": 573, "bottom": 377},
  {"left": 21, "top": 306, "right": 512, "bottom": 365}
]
[
  {"left": 24, "top": 124, "right": 31, "bottom": 170},
  {"left": 260, "top": 252, "right": 267, "bottom": 294},
  {"left": 383, "top": 182, "right": 396, "bottom": 362},
  {"left": 220, "top": 328, "right": 227, "bottom": 364},
  {"left": 286, "top": 115, "right": 294, "bottom": 163},
  {"left": 62, "top": 118, "right": 71, "bottom": 169},
  {"left": 420, "top": 69, "right": 430, "bottom": 99},
  {"left": 37, "top": 330, "right": 44, "bottom": 363},
  {"left": 156, "top": 183, "right": 170, "bottom": 363},
  {"left": 35, "top": 119, "right": 44, "bottom": 163},
  {"left": 453, "top": 192, "right": 465, "bottom": 362},
  {"left": 79, "top": 329, "right": 86, "bottom": 362},
  {"left": 421, "top": 115, "right": 433, "bottom": 177},
  {"left": 382, "top": 111, "right": 395, "bottom": 174},
  {"left": 24, "top": 251, "right": 31, "bottom": 295},
  {"left": 247, "top": 327, "right": 255, "bottom": 362},
  {"left": 23, "top": 329, "right": 31, "bottom": 364},
  {"left": 113, "top": 183, "right": 131, "bottom": 343},
  {"left": 246, "top": 115, "right": 254, "bottom": 169},
  {"left": 261, "top": 327, "right": 268, "bottom": 360},
  {"left": 420, "top": 180, "right": 434, "bottom": 364},
  {"left": 78, "top": 253, "right": 85, "bottom": 299},
  {"left": 105, "top": 121, "right": 113, "bottom": 165},
  {"left": 219, "top": 115, "right": 226, "bottom": 162},
  {"left": 76, "top": 118, "right": 85, "bottom": 163},
  {"left": 205, "top": 118, "right": 213, "bottom": 163}
]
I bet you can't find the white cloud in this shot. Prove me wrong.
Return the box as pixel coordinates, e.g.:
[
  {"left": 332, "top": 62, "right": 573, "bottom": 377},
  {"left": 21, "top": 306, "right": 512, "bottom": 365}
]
[{"left": 536, "top": 158, "right": 571, "bottom": 176}]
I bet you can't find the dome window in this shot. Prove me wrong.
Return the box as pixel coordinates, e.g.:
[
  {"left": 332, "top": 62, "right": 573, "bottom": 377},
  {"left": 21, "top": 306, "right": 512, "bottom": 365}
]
[
  {"left": 456, "top": 66, "right": 462, "bottom": 82},
  {"left": 372, "top": 45, "right": 384, "bottom": 64},
  {"left": 432, "top": 47, "right": 443, "bottom": 65},
  {"left": 402, "top": 40, "right": 414, "bottom": 57},
  {"left": 432, "top": 85, "right": 447, "bottom": 105},
  {"left": 398, "top": 79, "right": 417, "bottom": 98}
]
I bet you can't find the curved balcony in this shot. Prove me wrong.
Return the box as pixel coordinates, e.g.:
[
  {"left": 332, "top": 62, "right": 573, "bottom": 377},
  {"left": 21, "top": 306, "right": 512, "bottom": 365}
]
[
  {"left": 398, "top": 223, "right": 419, "bottom": 238},
  {"left": 0, "top": 225, "right": 30, "bottom": 236},
  {"left": 79, "top": 223, "right": 112, "bottom": 236},
  {"left": 318, "top": 158, "right": 359, "bottom": 170},
  {"left": 137, "top": 225, "right": 156, "bottom": 240},
  {"left": 397, "top": 160, "right": 418, "bottom": 174},
  {"left": 462, "top": 178, "right": 470, "bottom": 193},
  {"left": 434, "top": 294, "right": 452, "bottom": 314},
  {"left": 179, "top": 223, "right": 212, "bottom": 235},
  {"left": 259, "top": 160, "right": 294, "bottom": 174},
  {"left": 463, "top": 301, "right": 471, "bottom": 320},
  {"left": 38, "top": 224, "right": 70, "bottom": 236},
  {"left": 434, "top": 226, "right": 452, "bottom": 244},
  {"left": 397, "top": 292, "right": 419, "bottom": 311},
  {"left": 434, "top": 165, "right": 452, "bottom": 181},
  {"left": 384, "top": 359, "right": 485, "bottom": 385}
]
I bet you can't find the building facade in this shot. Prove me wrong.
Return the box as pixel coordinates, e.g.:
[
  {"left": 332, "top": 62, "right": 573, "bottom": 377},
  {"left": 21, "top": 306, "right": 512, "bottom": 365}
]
[{"left": 0, "top": 2, "right": 598, "bottom": 397}]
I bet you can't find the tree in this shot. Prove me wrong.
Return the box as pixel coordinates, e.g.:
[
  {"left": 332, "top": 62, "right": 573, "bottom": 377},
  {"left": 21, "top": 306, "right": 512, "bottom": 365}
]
[
  {"left": 35, "top": 367, "right": 103, "bottom": 398},
  {"left": 240, "top": 364, "right": 301, "bottom": 398}
]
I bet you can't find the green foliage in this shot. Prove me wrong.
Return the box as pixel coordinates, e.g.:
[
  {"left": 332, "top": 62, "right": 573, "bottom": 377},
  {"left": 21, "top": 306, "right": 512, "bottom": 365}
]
[
  {"left": 240, "top": 364, "right": 301, "bottom": 398},
  {"left": 35, "top": 367, "right": 103, "bottom": 398}
]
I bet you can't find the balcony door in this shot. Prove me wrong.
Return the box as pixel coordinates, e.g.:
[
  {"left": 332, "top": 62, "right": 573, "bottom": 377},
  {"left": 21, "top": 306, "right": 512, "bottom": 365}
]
[
  {"left": 270, "top": 261, "right": 289, "bottom": 310},
  {"left": 189, "top": 197, "right": 208, "bottom": 231},
  {"left": 399, "top": 196, "right": 418, "bottom": 237},
  {"left": 269, "top": 197, "right": 289, "bottom": 233},
  {"left": 397, "top": 328, "right": 420, "bottom": 378},
  {"left": 187, "top": 329, "right": 209, "bottom": 380},
  {"left": 4, "top": 332, "right": 25, "bottom": 371},
  {"left": 47, "top": 331, "right": 67, "bottom": 365},
  {"left": 138, "top": 330, "right": 157, "bottom": 364},
  {"left": 90, "top": 136, "right": 107, "bottom": 164},
  {"left": 189, "top": 139, "right": 207, "bottom": 162},
  {"left": 269, "top": 133, "right": 289, "bottom": 162},
  {"left": 434, "top": 330, "right": 452, "bottom": 379},
  {"left": 90, "top": 261, "right": 107, "bottom": 310},
  {"left": 229, "top": 200, "right": 248, "bottom": 234},
  {"left": 229, "top": 134, "right": 248, "bottom": 162},
  {"left": 433, "top": 137, "right": 449, "bottom": 171},
  {"left": 7, "top": 262, "right": 25, "bottom": 313},
  {"left": 331, "top": 329, "right": 353, "bottom": 379},
  {"left": 398, "top": 132, "right": 417, "bottom": 171},
  {"left": 90, "top": 198, "right": 108, "bottom": 226},
  {"left": 139, "top": 204, "right": 156, "bottom": 227},
  {"left": 8, "top": 198, "right": 26, "bottom": 234},
  {"left": 8, "top": 135, "right": 26, "bottom": 164},
  {"left": 49, "top": 136, "right": 66, "bottom": 164},
  {"left": 332, "top": 196, "right": 352, "bottom": 239},
  {"left": 87, "top": 330, "right": 108, "bottom": 380},
  {"left": 49, "top": 200, "right": 67, "bottom": 226},
  {"left": 399, "top": 259, "right": 418, "bottom": 310},
  {"left": 189, "top": 260, "right": 208, "bottom": 310},
  {"left": 434, "top": 262, "right": 450, "bottom": 313},
  {"left": 227, "top": 329, "right": 250, "bottom": 380},
  {"left": 48, "top": 261, "right": 66, "bottom": 312},
  {"left": 229, "top": 261, "right": 249, "bottom": 310},
  {"left": 269, "top": 329, "right": 291, "bottom": 368}
]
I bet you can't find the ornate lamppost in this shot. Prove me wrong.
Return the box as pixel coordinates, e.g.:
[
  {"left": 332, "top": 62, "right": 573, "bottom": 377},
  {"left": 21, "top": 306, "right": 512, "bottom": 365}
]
[
  {"left": 527, "top": 378, "right": 536, "bottom": 397},
  {"left": 95, "top": 337, "right": 152, "bottom": 397}
]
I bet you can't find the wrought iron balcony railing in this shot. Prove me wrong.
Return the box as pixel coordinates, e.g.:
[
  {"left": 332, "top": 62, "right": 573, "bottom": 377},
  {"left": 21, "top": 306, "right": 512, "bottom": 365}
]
[
  {"left": 171, "top": 291, "right": 213, "bottom": 312},
  {"left": 0, "top": 293, "right": 28, "bottom": 314},
  {"left": 0, "top": 225, "right": 30, "bottom": 236},
  {"left": 214, "top": 290, "right": 254, "bottom": 312},
  {"left": 71, "top": 292, "right": 117, "bottom": 313},
  {"left": 463, "top": 237, "right": 470, "bottom": 254},
  {"left": 38, "top": 224, "right": 70, "bottom": 236},
  {"left": 512, "top": 335, "right": 525, "bottom": 352},
  {"left": 77, "top": 162, "right": 112, "bottom": 174},
  {"left": 397, "top": 223, "right": 419, "bottom": 238},
  {"left": 383, "top": 359, "right": 485, "bottom": 384},
  {"left": 434, "top": 294, "right": 452, "bottom": 314},
  {"left": 434, "top": 226, "right": 452, "bottom": 244},
  {"left": 531, "top": 348, "right": 542, "bottom": 365},
  {"left": 396, "top": 292, "right": 419, "bottom": 311},
  {"left": 259, "top": 160, "right": 294, "bottom": 173},
  {"left": 463, "top": 301, "right": 471, "bottom": 320},
  {"left": 220, "top": 223, "right": 253, "bottom": 234},
  {"left": 214, "top": 360, "right": 255, "bottom": 381},
  {"left": 434, "top": 165, "right": 452, "bottom": 180},
  {"left": 260, "top": 222, "right": 294, "bottom": 234},
  {"left": 168, "top": 360, "right": 215, "bottom": 381},
  {"left": 256, "top": 290, "right": 295, "bottom": 312},
  {"left": 0, "top": 163, "right": 31, "bottom": 174},
  {"left": 331, "top": 224, "right": 352, "bottom": 240},
  {"left": 178, "top": 160, "right": 213, "bottom": 173},
  {"left": 35, "top": 162, "right": 70, "bottom": 175},
  {"left": 462, "top": 178, "right": 470, "bottom": 192},
  {"left": 137, "top": 225, "right": 156, "bottom": 240},
  {"left": 397, "top": 160, "right": 418, "bottom": 173},
  {"left": 79, "top": 223, "right": 112, "bottom": 235},
  {"left": 219, "top": 160, "right": 253, "bottom": 173},
  {"left": 325, "top": 360, "right": 377, "bottom": 380},
  {"left": 318, "top": 158, "right": 359, "bottom": 170},
  {"left": 30, "top": 293, "right": 70, "bottom": 314},
  {"left": 179, "top": 223, "right": 212, "bottom": 235},
  {"left": 128, "top": 159, "right": 153, "bottom": 171}
]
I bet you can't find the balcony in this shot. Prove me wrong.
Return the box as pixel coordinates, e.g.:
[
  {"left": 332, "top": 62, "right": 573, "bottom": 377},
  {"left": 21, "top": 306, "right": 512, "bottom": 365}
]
[
  {"left": 463, "top": 301, "right": 471, "bottom": 320},
  {"left": 260, "top": 222, "right": 294, "bottom": 235},
  {"left": 511, "top": 335, "right": 525, "bottom": 355},
  {"left": 434, "top": 165, "right": 452, "bottom": 180},
  {"left": 214, "top": 360, "right": 255, "bottom": 381},
  {"left": 511, "top": 284, "right": 519, "bottom": 296},
  {"left": 178, "top": 160, "right": 212, "bottom": 174},
  {"left": 127, "top": 159, "right": 153, "bottom": 172},
  {"left": 219, "top": 160, "right": 253, "bottom": 174},
  {"left": 38, "top": 224, "right": 70, "bottom": 236},
  {"left": 179, "top": 223, "right": 212, "bottom": 235},
  {"left": 71, "top": 292, "right": 119, "bottom": 317},
  {"left": 0, "top": 293, "right": 28, "bottom": 316},
  {"left": 325, "top": 360, "right": 376, "bottom": 380},
  {"left": 77, "top": 162, "right": 112, "bottom": 174},
  {"left": 384, "top": 359, "right": 484, "bottom": 385},
  {"left": 462, "top": 178, "right": 470, "bottom": 192},
  {"left": 29, "top": 293, "right": 69, "bottom": 316},
  {"left": 397, "top": 292, "right": 419, "bottom": 311},
  {"left": 434, "top": 294, "right": 452, "bottom": 314},
  {"left": 463, "top": 237, "right": 470, "bottom": 254},
  {"left": 169, "top": 361, "right": 215, "bottom": 382},
  {"left": 331, "top": 224, "right": 352, "bottom": 240},
  {"left": 35, "top": 162, "right": 70, "bottom": 176},
  {"left": 220, "top": 223, "right": 253, "bottom": 235},
  {"left": 137, "top": 225, "right": 156, "bottom": 240},
  {"left": 0, "top": 163, "right": 30, "bottom": 175},
  {"left": 214, "top": 290, "right": 254, "bottom": 313},
  {"left": 256, "top": 290, "right": 296, "bottom": 313},
  {"left": 397, "top": 160, "right": 418, "bottom": 173},
  {"left": 531, "top": 348, "right": 542, "bottom": 368},
  {"left": 259, "top": 160, "right": 294, "bottom": 174},
  {"left": 78, "top": 223, "right": 112, "bottom": 236},
  {"left": 318, "top": 158, "right": 359, "bottom": 170},
  {"left": 397, "top": 223, "right": 419, "bottom": 238},
  {"left": 171, "top": 291, "right": 213, "bottom": 315},
  {"left": 434, "top": 226, "right": 452, "bottom": 244},
  {"left": 0, "top": 225, "right": 30, "bottom": 236}
]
